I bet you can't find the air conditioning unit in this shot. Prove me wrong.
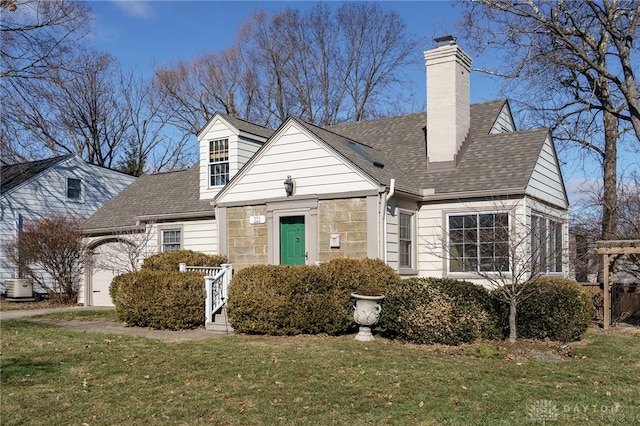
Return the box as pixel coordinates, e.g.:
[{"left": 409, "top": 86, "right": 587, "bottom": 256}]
[{"left": 5, "top": 279, "right": 33, "bottom": 298}]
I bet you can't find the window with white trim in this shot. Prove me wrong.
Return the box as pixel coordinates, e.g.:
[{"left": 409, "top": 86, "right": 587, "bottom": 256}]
[
  {"left": 399, "top": 212, "right": 413, "bottom": 269},
  {"left": 209, "top": 138, "right": 229, "bottom": 187},
  {"left": 67, "top": 178, "right": 81, "bottom": 199},
  {"left": 162, "top": 229, "right": 181, "bottom": 252},
  {"left": 531, "top": 214, "right": 563, "bottom": 273},
  {"left": 448, "top": 212, "right": 510, "bottom": 273}
]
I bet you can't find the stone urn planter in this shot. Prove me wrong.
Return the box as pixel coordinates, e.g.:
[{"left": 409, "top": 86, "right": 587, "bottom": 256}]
[{"left": 351, "top": 293, "right": 385, "bottom": 341}]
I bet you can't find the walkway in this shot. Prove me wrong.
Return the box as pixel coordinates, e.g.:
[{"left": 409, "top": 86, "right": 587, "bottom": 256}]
[{"left": 1, "top": 306, "right": 230, "bottom": 342}]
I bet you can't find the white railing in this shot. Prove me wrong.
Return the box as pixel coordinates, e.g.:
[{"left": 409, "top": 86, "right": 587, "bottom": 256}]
[{"left": 179, "top": 263, "right": 233, "bottom": 324}]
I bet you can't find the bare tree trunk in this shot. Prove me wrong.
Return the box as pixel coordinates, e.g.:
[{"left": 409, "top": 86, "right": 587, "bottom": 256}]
[
  {"left": 602, "top": 109, "right": 618, "bottom": 240},
  {"left": 509, "top": 298, "right": 518, "bottom": 343}
]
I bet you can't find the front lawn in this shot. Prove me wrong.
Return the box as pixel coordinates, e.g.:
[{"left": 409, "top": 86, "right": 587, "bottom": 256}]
[{"left": 1, "top": 319, "right": 639, "bottom": 425}]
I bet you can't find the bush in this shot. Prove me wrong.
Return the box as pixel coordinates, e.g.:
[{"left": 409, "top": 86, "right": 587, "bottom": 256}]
[
  {"left": 381, "top": 278, "right": 496, "bottom": 345},
  {"left": 319, "top": 257, "right": 401, "bottom": 296},
  {"left": 227, "top": 258, "right": 401, "bottom": 336},
  {"left": 429, "top": 278, "right": 502, "bottom": 340},
  {"left": 141, "top": 250, "right": 228, "bottom": 271},
  {"left": 513, "top": 277, "right": 592, "bottom": 342},
  {"left": 110, "top": 270, "right": 205, "bottom": 330}
]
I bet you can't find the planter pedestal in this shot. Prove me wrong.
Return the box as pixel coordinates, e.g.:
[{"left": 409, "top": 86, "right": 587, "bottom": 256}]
[{"left": 351, "top": 293, "right": 384, "bottom": 341}]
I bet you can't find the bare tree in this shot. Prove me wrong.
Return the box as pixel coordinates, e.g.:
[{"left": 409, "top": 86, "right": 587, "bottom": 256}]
[
  {"left": 429, "top": 202, "right": 567, "bottom": 342},
  {"left": 4, "top": 215, "right": 90, "bottom": 304},
  {"left": 91, "top": 224, "right": 157, "bottom": 275},
  {"left": 0, "top": 0, "right": 91, "bottom": 80},
  {"left": 459, "top": 0, "right": 640, "bottom": 241},
  {"left": 153, "top": 3, "right": 420, "bottom": 129}
]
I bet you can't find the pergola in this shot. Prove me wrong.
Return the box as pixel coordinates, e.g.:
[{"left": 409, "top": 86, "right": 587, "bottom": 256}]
[{"left": 595, "top": 240, "right": 640, "bottom": 329}]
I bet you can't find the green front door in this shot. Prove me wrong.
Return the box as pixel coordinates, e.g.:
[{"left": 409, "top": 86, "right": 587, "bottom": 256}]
[{"left": 280, "top": 216, "right": 305, "bottom": 265}]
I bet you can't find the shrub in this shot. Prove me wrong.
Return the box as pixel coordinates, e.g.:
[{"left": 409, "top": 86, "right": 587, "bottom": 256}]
[
  {"left": 381, "top": 278, "right": 496, "bottom": 345},
  {"left": 227, "top": 258, "right": 401, "bottom": 336},
  {"left": 319, "top": 257, "right": 401, "bottom": 296},
  {"left": 141, "top": 250, "right": 228, "bottom": 271},
  {"left": 513, "top": 277, "right": 592, "bottom": 342},
  {"left": 110, "top": 270, "right": 205, "bottom": 330},
  {"left": 429, "top": 278, "right": 502, "bottom": 340}
]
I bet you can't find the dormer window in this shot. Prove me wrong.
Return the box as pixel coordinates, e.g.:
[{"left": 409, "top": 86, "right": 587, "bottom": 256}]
[
  {"left": 209, "top": 138, "right": 229, "bottom": 187},
  {"left": 67, "top": 178, "right": 81, "bottom": 199}
]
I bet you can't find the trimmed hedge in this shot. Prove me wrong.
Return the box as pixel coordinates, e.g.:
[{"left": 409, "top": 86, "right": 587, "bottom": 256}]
[
  {"left": 510, "top": 277, "right": 593, "bottom": 342},
  {"left": 227, "top": 258, "right": 401, "bottom": 335},
  {"left": 380, "top": 278, "right": 496, "bottom": 345},
  {"left": 141, "top": 250, "right": 228, "bottom": 271},
  {"left": 110, "top": 270, "right": 205, "bottom": 330}
]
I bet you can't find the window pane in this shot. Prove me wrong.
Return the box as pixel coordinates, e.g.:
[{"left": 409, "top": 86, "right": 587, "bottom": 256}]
[
  {"left": 399, "top": 213, "right": 412, "bottom": 268},
  {"left": 448, "top": 212, "right": 510, "bottom": 273},
  {"left": 209, "top": 138, "right": 229, "bottom": 186},
  {"left": 67, "top": 178, "right": 81, "bottom": 199},
  {"left": 162, "top": 230, "right": 181, "bottom": 252}
]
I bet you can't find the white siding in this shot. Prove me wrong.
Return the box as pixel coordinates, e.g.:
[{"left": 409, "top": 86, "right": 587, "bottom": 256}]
[
  {"left": 416, "top": 198, "right": 525, "bottom": 288},
  {"left": 199, "top": 118, "right": 239, "bottom": 200},
  {"left": 219, "top": 122, "right": 376, "bottom": 205},
  {"left": 0, "top": 157, "right": 134, "bottom": 287},
  {"left": 489, "top": 102, "right": 515, "bottom": 134},
  {"left": 80, "top": 219, "right": 216, "bottom": 306},
  {"left": 526, "top": 135, "right": 567, "bottom": 208},
  {"left": 199, "top": 117, "right": 265, "bottom": 201}
]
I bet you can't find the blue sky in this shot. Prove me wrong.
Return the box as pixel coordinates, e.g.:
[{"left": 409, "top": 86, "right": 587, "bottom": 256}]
[
  {"left": 88, "top": 0, "right": 501, "bottom": 107},
  {"left": 86, "top": 1, "right": 639, "bottom": 200}
]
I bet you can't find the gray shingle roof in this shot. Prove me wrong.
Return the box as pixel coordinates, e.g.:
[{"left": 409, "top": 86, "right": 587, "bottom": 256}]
[
  {"left": 221, "top": 114, "right": 274, "bottom": 139},
  {"left": 82, "top": 166, "right": 212, "bottom": 232},
  {"left": 84, "top": 99, "right": 551, "bottom": 232},
  {"left": 1, "top": 154, "right": 73, "bottom": 195},
  {"left": 324, "top": 99, "right": 546, "bottom": 196}
]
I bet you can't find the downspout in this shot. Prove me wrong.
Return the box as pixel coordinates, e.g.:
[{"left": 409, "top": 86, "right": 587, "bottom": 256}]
[{"left": 383, "top": 178, "right": 395, "bottom": 264}]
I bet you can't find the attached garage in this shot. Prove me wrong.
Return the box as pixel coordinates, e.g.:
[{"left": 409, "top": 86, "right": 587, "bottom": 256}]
[{"left": 86, "top": 240, "right": 134, "bottom": 307}]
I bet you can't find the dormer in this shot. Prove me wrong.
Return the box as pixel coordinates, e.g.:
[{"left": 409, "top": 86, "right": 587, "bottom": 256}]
[{"left": 197, "top": 114, "right": 273, "bottom": 200}]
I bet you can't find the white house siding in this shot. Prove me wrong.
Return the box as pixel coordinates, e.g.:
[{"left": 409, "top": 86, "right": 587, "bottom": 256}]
[
  {"left": 0, "top": 157, "right": 134, "bottom": 287},
  {"left": 199, "top": 118, "right": 239, "bottom": 200},
  {"left": 81, "top": 219, "right": 216, "bottom": 306},
  {"left": 219, "top": 122, "right": 376, "bottom": 205},
  {"left": 526, "top": 135, "right": 567, "bottom": 208},
  {"left": 416, "top": 198, "right": 525, "bottom": 287},
  {"left": 384, "top": 198, "right": 420, "bottom": 273},
  {"left": 489, "top": 103, "right": 515, "bottom": 134},
  {"left": 199, "top": 118, "right": 265, "bottom": 201}
]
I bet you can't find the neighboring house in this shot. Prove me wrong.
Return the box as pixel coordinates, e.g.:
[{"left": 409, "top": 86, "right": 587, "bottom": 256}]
[
  {"left": 0, "top": 154, "right": 136, "bottom": 292},
  {"left": 82, "top": 39, "right": 569, "bottom": 307}
]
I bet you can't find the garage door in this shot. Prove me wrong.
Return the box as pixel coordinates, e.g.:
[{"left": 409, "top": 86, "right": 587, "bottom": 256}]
[{"left": 90, "top": 242, "right": 129, "bottom": 307}]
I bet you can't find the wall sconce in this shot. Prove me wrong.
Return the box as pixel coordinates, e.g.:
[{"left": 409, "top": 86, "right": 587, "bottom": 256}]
[{"left": 284, "top": 175, "right": 294, "bottom": 196}]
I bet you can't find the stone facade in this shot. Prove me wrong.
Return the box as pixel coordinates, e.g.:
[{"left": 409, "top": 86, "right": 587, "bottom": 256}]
[
  {"left": 227, "top": 205, "right": 268, "bottom": 269},
  {"left": 318, "top": 198, "right": 368, "bottom": 261}
]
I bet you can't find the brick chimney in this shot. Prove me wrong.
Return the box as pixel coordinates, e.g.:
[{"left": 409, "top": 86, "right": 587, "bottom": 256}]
[{"left": 424, "top": 36, "right": 472, "bottom": 170}]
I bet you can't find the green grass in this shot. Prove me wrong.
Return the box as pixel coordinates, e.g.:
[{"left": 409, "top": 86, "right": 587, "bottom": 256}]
[
  {"left": 30, "top": 309, "right": 119, "bottom": 321},
  {"left": 2, "top": 320, "right": 639, "bottom": 425}
]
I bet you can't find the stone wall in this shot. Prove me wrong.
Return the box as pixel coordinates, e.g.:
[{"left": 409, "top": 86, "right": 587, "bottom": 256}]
[
  {"left": 227, "top": 205, "right": 268, "bottom": 269},
  {"left": 318, "top": 198, "right": 368, "bottom": 261}
]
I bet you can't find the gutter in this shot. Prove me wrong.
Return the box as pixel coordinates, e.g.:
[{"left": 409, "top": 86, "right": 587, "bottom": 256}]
[{"left": 383, "top": 178, "right": 395, "bottom": 264}]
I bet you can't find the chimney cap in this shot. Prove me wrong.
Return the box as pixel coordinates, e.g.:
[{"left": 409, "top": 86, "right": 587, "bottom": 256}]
[{"left": 434, "top": 35, "right": 457, "bottom": 47}]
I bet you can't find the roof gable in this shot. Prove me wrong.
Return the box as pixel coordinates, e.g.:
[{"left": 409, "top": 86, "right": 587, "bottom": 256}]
[
  {"left": 1, "top": 154, "right": 74, "bottom": 196},
  {"left": 215, "top": 118, "right": 380, "bottom": 205}
]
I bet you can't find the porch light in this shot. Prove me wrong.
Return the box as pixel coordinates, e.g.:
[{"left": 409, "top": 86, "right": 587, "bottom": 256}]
[{"left": 284, "top": 175, "right": 294, "bottom": 196}]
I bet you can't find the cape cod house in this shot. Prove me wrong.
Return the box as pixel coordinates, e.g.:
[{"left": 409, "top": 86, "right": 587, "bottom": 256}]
[
  {"left": 82, "top": 39, "right": 569, "bottom": 310},
  {"left": 0, "top": 154, "right": 135, "bottom": 293}
]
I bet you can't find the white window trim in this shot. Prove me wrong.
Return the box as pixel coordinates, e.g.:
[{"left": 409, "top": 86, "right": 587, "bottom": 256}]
[
  {"left": 158, "top": 225, "right": 183, "bottom": 253},
  {"left": 398, "top": 209, "right": 416, "bottom": 272},
  {"left": 446, "top": 210, "right": 512, "bottom": 276},
  {"left": 531, "top": 212, "right": 564, "bottom": 275},
  {"left": 208, "top": 138, "right": 229, "bottom": 188}
]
